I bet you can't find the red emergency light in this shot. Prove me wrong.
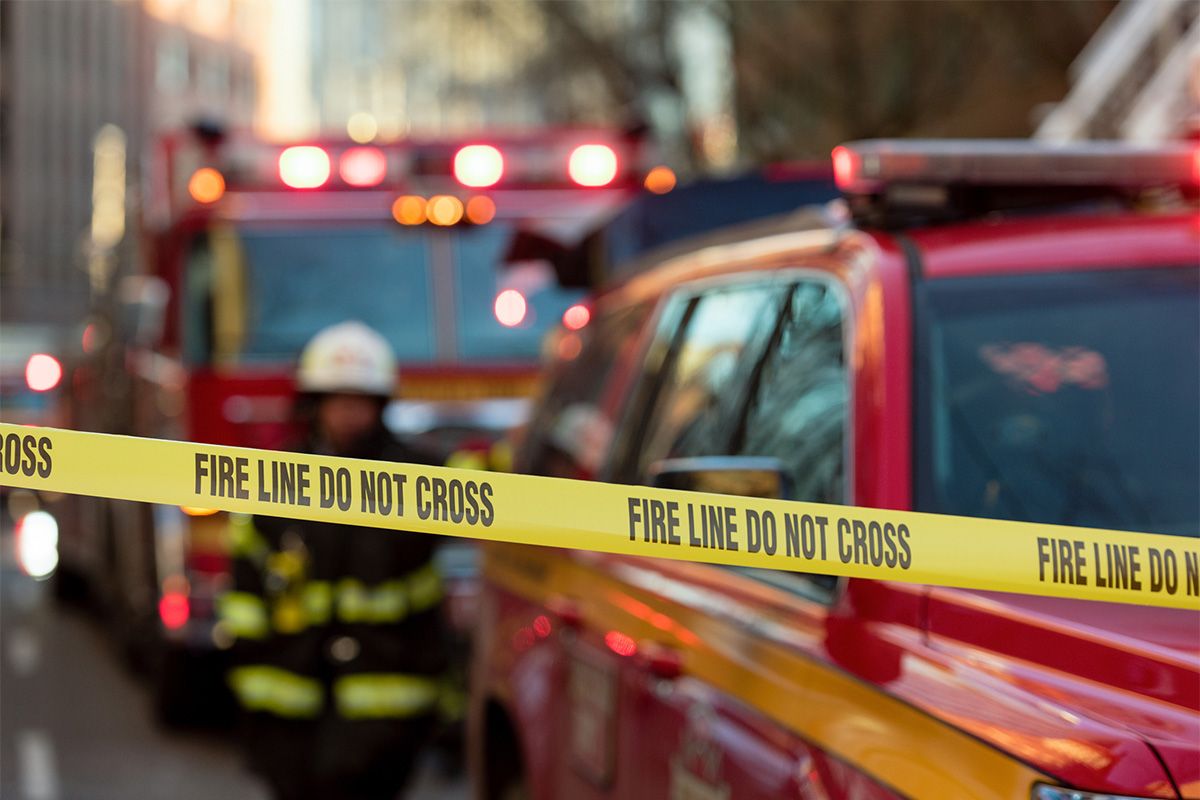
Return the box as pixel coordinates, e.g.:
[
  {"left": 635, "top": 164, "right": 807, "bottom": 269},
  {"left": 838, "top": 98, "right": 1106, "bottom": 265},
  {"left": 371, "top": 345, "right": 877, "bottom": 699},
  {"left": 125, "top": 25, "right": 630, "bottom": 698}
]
[
  {"left": 154, "top": 127, "right": 649, "bottom": 226},
  {"left": 339, "top": 146, "right": 387, "bottom": 187},
  {"left": 832, "top": 140, "right": 1200, "bottom": 195},
  {"left": 832, "top": 140, "right": 1200, "bottom": 227},
  {"left": 831, "top": 146, "right": 858, "bottom": 190}
]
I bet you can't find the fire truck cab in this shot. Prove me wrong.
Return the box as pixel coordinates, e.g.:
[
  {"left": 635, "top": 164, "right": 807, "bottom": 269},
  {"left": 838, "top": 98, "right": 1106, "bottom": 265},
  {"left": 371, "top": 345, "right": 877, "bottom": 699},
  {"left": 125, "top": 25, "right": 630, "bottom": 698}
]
[
  {"left": 59, "top": 125, "right": 648, "bottom": 721},
  {"left": 469, "top": 141, "right": 1200, "bottom": 799}
]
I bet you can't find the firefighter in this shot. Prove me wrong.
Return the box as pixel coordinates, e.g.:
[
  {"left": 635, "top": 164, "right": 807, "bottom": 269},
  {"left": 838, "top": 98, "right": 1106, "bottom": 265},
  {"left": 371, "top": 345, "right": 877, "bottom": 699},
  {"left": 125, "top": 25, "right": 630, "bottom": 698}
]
[{"left": 218, "top": 321, "right": 446, "bottom": 800}]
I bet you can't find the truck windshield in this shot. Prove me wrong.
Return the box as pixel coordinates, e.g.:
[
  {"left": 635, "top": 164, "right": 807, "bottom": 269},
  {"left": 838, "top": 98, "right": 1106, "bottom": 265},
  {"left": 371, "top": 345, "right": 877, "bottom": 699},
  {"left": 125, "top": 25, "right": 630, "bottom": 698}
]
[
  {"left": 183, "top": 223, "right": 583, "bottom": 365},
  {"left": 915, "top": 268, "right": 1199, "bottom": 537}
]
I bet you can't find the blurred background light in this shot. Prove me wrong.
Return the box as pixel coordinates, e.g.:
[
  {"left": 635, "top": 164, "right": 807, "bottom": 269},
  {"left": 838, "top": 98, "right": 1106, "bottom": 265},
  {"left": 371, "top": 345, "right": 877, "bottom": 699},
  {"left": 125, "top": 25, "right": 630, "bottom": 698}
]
[
  {"left": 644, "top": 165, "right": 676, "bottom": 194},
  {"left": 427, "top": 195, "right": 465, "bottom": 226},
  {"left": 278, "top": 145, "right": 331, "bottom": 189},
  {"left": 494, "top": 289, "right": 527, "bottom": 327},
  {"left": 159, "top": 591, "right": 190, "bottom": 630},
  {"left": 15, "top": 510, "right": 59, "bottom": 580},
  {"left": 346, "top": 111, "right": 379, "bottom": 143},
  {"left": 454, "top": 145, "right": 505, "bottom": 188},
  {"left": 568, "top": 144, "right": 617, "bottom": 187},
  {"left": 466, "top": 195, "right": 496, "bottom": 224},
  {"left": 562, "top": 303, "right": 590, "bottom": 330},
  {"left": 338, "top": 146, "right": 387, "bottom": 187},
  {"left": 25, "top": 354, "right": 63, "bottom": 392},
  {"left": 187, "top": 167, "right": 226, "bottom": 203},
  {"left": 392, "top": 195, "right": 427, "bottom": 225}
]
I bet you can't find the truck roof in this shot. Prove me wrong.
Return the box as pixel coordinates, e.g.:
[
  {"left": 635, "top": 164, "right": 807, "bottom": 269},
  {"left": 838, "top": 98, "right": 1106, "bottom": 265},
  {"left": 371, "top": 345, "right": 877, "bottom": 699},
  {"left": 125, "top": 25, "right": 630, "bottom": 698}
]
[{"left": 906, "top": 212, "right": 1200, "bottom": 279}]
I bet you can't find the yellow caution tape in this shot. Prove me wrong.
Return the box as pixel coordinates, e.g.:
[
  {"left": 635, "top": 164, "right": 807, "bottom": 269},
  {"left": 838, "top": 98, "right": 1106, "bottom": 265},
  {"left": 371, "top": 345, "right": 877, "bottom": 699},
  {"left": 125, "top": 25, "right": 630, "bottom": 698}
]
[{"left": 1, "top": 424, "right": 1197, "bottom": 610}]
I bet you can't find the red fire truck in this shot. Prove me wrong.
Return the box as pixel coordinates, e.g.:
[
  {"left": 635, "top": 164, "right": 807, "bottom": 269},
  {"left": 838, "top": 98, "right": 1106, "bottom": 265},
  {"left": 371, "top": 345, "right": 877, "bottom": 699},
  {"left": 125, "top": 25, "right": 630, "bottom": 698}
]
[
  {"left": 469, "top": 141, "right": 1200, "bottom": 799},
  {"left": 58, "top": 124, "right": 649, "bottom": 721}
]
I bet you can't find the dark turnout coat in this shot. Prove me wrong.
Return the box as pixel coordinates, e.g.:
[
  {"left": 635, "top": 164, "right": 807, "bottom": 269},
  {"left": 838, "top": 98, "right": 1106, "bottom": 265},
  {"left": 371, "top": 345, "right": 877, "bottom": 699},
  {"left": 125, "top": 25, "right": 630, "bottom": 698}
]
[{"left": 218, "top": 427, "right": 446, "bottom": 800}]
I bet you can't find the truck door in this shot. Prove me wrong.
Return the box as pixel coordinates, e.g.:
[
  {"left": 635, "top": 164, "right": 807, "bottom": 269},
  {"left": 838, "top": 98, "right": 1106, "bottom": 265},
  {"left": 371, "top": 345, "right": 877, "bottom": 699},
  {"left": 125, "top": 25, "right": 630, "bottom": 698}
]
[{"left": 609, "top": 275, "right": 854, "bottom": 798}]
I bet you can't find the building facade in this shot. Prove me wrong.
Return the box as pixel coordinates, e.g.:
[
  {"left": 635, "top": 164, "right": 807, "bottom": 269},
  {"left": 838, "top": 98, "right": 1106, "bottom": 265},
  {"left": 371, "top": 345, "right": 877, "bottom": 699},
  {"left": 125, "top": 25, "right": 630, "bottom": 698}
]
[{"left": 0, "top": 0, "right": 258, "bottom": 326}]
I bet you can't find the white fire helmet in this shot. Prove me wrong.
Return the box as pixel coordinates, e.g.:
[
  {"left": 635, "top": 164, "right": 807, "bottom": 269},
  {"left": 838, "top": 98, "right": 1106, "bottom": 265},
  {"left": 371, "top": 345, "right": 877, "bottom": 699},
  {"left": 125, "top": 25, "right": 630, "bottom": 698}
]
[{"left": 296, "top": 321, "right": 397, "bottom": 397}]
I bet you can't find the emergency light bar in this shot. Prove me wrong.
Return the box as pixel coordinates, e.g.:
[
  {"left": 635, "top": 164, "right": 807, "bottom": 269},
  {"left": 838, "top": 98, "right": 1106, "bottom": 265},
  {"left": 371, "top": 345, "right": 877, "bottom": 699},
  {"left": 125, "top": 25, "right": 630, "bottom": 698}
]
[
  {"left": 157, "top": 127, "right": 652, "bottom": 225},
  {"left": 832, "top": 139, "right": 1199, "bottom": 228}
]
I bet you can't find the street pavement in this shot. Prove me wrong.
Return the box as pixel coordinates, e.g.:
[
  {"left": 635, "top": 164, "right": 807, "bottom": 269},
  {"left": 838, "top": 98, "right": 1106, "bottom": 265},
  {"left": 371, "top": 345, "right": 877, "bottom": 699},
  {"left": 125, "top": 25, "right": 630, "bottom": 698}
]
[{"left": 0, "top": 528, "right": 469, "bottom": 800}]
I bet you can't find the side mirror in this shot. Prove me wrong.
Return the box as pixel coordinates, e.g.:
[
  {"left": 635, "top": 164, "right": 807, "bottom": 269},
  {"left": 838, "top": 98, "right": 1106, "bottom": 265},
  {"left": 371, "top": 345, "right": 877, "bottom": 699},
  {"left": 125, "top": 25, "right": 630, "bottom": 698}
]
[
  {"left": 649, "top": 456, "right": 791, "bottom": 500},
  {"left": 116, "top": 275, "right": 169, "bottom": 348}
]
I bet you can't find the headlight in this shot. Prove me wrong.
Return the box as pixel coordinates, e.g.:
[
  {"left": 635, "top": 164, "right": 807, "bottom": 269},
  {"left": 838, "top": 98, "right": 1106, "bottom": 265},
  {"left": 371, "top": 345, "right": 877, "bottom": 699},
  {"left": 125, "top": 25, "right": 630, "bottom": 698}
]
[
  {"left": 1034, "top": 785, "right": 1158, "bottom": 800},
  {"left": 15, "top": 510, "right": 58, "bottom": 579}
]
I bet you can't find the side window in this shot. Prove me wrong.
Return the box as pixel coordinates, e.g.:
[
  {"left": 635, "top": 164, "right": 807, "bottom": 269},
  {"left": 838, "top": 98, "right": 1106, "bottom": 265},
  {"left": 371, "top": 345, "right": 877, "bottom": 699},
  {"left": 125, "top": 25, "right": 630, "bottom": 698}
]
[
  {"left": 622, "top": 276, "right": 849, "bottom": 603},
  {"left": 729, "top": 278, "right": 848, "bottom": 602},
  {"left": 630, "top": 283, "right": 788, "bottom": 481},
  {"left": 737, "top": 280, "right": 847, "bottom": 505},
  {"left": 520, "top": 302, "right": 652, "bottom": 479}
]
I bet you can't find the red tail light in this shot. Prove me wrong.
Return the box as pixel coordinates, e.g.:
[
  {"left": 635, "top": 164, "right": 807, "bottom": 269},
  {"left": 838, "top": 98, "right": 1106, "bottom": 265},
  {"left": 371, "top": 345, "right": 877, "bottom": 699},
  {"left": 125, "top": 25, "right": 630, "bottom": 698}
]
[
  {"left": 569, "top": 144, "right": 618, "bottom": 187},
  {"left": 279, "top": 146, "right": 331, "bottom": 189},
  {"left": 339, "top": 146, "right": 387, "bottom": 187},
  {"left": 604, "top": 630, "right": 637, "bottom": 657},
  {"left": 562, "top": 303, "right": 590, "bottom": 331},
  {"left": 831, "top": 145, "right": 858, "bottom": 190}
]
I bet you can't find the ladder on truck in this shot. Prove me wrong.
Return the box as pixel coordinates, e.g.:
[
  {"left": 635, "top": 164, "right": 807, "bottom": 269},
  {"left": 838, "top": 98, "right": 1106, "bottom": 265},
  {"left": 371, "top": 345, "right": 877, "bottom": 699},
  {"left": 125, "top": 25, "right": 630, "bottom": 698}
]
[{"left": 1035, "top": 0, "right": 1199, "bottom": 142}]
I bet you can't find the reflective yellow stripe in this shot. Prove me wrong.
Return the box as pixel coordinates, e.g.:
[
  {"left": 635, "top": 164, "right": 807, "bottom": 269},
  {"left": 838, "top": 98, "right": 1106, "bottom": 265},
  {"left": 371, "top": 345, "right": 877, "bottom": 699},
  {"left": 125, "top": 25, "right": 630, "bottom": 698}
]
[
  {"left": 266, "top": 549, "right": 305, "bottom": 582},
  {"left": 216, "top": 591, "right": 269, "bottom": 639},
  {"left": 228, "top": 514, "right": 267, "bottom": 560},
  {"left": 303, "top": 581, "right": 332, "bottom": 625},
  {"left": 272, "top": 595, "right": 306, "bottom": 634},
  {"left": 228, "top": 666, "right": 323, "bottom": 718},
  {"left": 335, "top": 565, "right": 441, "bottom": 624},
  {"left": 333, "top": 674, "right": 440, "bottom": 719},
  {"left": 336, "top": 578, "right": 371, "bottom": 622},
  {"left": 368, "top": 580, "right": 408, "bottom": 621},
  {"left": 336, "top": 578, "right": 407, "bottom": 623},
  {"left": 486, "top": 546, "right": 1055, "bottom": 799},
  {"left": 445, "top": 450, "right": 488, "bottom": 471},
  {"left": 408, "top": 564, "right": 443, "bottom": 612},
  {"left": 438, "top": 680, "right": 467, "bottom": 721}
]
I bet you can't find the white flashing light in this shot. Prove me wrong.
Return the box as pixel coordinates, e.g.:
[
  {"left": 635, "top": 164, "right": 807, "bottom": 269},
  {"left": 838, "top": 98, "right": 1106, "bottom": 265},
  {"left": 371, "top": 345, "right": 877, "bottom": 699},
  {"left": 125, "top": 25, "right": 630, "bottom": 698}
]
[
  {"left": 569, "top": 144, "right": 618, "bottom": 187},
  {"left": 16, "top": 511, "right": 59, "bottom": 579},
  {"left": 279, "top": 146, "right": 331, "bottom": 189},
  {"left": 25, "top": 354, "right": 62, "bottom": 392},
  {"left": 494, "top": 289, "right": 527, "bottom": 327},
  {"left": 454, "top": 145, "right": 505, "bottom": 188}
]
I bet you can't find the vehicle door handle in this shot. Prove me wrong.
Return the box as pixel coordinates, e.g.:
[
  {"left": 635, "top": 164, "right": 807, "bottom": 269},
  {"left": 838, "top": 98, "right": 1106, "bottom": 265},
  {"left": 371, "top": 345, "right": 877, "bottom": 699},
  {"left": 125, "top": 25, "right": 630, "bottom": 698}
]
[
  {"left": 546, "top": 594, "right": 585, "bottom": 629},
  {"left": 638, "top": 641, "right": 685, "bottom": 680}
]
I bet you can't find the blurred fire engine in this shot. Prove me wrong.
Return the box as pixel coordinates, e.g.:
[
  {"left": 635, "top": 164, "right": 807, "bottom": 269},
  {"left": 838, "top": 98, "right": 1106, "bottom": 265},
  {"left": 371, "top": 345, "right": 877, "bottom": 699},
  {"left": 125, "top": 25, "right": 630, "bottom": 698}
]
[{"left": 56, "top": 123, "right": 652, "bottom": 722}]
